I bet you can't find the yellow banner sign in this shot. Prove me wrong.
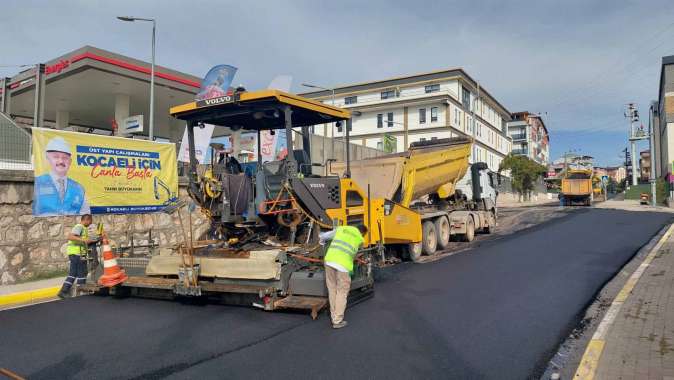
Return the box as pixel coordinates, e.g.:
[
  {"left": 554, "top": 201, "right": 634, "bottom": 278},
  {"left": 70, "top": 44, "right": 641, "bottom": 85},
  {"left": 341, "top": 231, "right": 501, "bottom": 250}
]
[{"left": 32, "top": 128, "right": 178, "bottom": 216}]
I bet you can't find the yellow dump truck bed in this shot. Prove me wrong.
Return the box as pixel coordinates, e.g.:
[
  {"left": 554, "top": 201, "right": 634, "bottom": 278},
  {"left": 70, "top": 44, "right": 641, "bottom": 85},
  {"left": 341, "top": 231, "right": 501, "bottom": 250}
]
[
  {"left": 328, "top": 138, "right": 472, "bottom": 207},
  {"left": 561, "top": 170, "right": 593, "bottom": 196}
]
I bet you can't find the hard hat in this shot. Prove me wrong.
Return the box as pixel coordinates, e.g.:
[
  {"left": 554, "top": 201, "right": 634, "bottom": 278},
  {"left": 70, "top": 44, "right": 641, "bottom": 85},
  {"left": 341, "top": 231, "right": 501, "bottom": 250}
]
[{"left": 45, "top": 137, "right": 72, "bottom": 155}]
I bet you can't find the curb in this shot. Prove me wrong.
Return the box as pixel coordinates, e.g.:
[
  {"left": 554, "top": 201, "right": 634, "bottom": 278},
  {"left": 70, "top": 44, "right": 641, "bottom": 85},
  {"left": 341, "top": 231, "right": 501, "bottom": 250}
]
[
  {"left": 0, "top": 286, "right": 61, "bottom": 308},
  {"left": 573, "top": 222, "right": 674, "bottom": 379}
]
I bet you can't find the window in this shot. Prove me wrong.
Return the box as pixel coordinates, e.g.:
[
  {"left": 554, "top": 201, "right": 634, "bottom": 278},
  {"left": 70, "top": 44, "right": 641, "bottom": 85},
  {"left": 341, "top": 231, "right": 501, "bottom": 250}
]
[
  {"left": 454, "top": 109, "right": 459, "bottom": 125},
  {"left": 346, "top": 190, "right": 363, "bottom": 207},
  {"left": 431, "top": 107, "right": 438, "bottom": 122},
  {"left": 376, "top": 141, "right": 383, "bottom": 150},
  {"left": 345, "top": 96, "right": 357, "bottom": 105},
  {"left": 377, "top": 114, "right": 383, "bottom": 128},
  {"left": 420, "top": 138, "right": 427, "bottom": 142},
  {"left": 419, "top": 108, "right": 426, "bottom": 124},
  {"left": 425, "top": 84, "right": 440, "bottom": 93},
  {"left": 387, "top": 112, "right": 394, "bottom": 128},
  {"left": 431, "top": 136, "right": 438, "bottom": 141},
  {"left": 381, "top": 90, "right": 397, "bottom": 99},
  {"left": 462, "top": 87, "right": 471, "bottom": 109},
  {"left": 336, "top": 122, "right": 350, "bottom": 133}
]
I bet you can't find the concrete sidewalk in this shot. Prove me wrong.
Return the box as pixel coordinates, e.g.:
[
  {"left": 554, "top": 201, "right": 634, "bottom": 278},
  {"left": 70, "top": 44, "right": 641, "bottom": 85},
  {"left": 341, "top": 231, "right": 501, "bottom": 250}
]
[
  {"left": 575, "top": 223, "right": 674, "bottom": 379},
  {"left": 0, "top": 276, "right": 64, "bottom": 309}
]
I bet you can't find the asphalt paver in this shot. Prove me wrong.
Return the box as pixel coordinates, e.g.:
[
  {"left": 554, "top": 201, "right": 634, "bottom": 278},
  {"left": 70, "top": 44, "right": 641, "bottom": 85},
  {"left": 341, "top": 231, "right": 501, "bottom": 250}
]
[{"left": 0, "top": 208, "right": 671, "bottom": 379}]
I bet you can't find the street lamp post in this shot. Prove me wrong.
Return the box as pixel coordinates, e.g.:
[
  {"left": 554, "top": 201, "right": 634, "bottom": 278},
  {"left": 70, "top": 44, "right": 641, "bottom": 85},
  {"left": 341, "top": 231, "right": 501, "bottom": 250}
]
[
  {"left": 302, "top": 83, "right": 336, "bottom": 158},
  {"left": 117, "top": 16, "right": 156, "bottom": 141}
]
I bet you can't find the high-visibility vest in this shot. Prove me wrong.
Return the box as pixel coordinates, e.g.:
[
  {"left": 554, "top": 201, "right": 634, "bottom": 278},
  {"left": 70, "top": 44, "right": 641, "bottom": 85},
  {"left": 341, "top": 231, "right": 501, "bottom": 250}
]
[
  {"left": 324, "top": 226, "right": 363, "bottom": 274},
  {"left": 66, "top": 224, "right": 89, "bottom": 256}
]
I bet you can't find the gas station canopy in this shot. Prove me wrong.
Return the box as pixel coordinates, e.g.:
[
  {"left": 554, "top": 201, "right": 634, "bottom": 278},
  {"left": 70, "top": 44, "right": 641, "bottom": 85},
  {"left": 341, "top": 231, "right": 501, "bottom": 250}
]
[{"left": 0, "top": 46, "right": 201, "bottom": 141}]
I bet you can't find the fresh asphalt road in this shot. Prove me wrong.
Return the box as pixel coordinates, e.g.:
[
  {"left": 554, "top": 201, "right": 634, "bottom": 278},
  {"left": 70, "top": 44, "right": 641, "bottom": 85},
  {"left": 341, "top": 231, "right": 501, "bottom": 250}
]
[{"left": 1, "top": 208, "right": 672, "bottom": 380}]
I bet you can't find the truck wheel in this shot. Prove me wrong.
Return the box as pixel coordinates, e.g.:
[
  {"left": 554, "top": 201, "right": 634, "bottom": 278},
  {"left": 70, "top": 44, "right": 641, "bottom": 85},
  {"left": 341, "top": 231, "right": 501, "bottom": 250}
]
[
  {"left": 404, "top": 242, "right": 423, "bottom": 262},
  {"left": 463, "top": 217, "right": 475, "bottom": 242},
  {"left": 435, "top": 216, "right": 450, "bottom": 250},
  {"left": 422, "top": 221, "right": 438, "bottom": 255}
]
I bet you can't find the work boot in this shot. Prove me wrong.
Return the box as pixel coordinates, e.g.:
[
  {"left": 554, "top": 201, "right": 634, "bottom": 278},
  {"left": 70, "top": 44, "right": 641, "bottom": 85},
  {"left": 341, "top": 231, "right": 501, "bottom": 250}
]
[
  {"left": 57, "top": 290, "right": 70, "bottom": 299},
  {"left": 332, "top": 321, "right": 348, "bottom": 329}
]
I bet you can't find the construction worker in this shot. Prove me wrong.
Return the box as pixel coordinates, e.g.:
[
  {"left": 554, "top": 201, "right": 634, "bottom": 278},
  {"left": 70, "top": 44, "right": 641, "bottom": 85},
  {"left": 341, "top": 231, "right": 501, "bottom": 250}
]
[
  {"left": 320, "top": 224, "right": 368, "bottom": 329},
  {"left": 58, "top": 214, "right": 97, "bottom": 298},
  {"left": 33, "top": 137, "right": 90, "bottom": 216}
]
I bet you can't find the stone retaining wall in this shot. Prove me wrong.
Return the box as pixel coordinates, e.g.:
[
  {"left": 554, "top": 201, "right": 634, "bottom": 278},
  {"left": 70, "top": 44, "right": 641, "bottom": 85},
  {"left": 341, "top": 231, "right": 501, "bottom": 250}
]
[{"left": 0, "top": 170, "right": 210, "bottom": 285}]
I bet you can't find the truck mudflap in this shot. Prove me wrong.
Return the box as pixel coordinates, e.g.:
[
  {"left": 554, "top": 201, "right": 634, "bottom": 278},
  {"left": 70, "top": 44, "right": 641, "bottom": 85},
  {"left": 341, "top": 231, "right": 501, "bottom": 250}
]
[{"left": 449, "top": 211, "right": 472, "bottom": 234}]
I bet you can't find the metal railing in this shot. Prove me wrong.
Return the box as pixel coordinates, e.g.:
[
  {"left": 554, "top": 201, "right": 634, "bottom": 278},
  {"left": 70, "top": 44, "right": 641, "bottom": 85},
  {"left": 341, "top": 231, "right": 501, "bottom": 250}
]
[
  {"left": 510, "top": 133, "right": 527, "bottom": 141},
  {"left": 511, "top": 149, "right": 528, "bottom": 156},
  {"left": 0, "top": 112, "right": 32, "bottom": 170}
]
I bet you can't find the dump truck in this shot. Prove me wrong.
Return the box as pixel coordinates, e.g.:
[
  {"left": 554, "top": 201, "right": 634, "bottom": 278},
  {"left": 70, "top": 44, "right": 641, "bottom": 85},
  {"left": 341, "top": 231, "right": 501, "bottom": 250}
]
[
  {"left": 328, "top": 138, "right": 497, "bottom": 262},
  {"left": 84, "top": 89, "right": 496, "bottom": 316},
  {"left": 559, "top": 169, "right": 593, "bottom": 206}
]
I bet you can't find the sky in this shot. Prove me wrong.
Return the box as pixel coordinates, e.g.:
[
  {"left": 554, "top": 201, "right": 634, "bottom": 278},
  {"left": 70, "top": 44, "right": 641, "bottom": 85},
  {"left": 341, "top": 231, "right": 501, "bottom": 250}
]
[{"left": 2, "top": 0, "right": 674, "bottom": 166}]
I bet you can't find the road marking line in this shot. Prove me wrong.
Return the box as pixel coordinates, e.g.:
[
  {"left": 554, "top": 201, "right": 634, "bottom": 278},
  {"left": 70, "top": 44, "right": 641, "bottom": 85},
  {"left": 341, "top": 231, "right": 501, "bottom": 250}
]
[
  {"left": 0, "top": 286, "right": 61, "bottom": 307},
  {"left": 574, "top": 222, "right": 674, "bottom": 379}
]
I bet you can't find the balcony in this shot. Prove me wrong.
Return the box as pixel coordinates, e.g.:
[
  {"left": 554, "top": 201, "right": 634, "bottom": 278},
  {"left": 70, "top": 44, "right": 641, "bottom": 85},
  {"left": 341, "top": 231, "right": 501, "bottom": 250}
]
[
  {"left": 511, "top": 149, "right": 528, "bottom": 156},
  {"left": 510, "top": 133, "right": 527, "bottom": 141}
]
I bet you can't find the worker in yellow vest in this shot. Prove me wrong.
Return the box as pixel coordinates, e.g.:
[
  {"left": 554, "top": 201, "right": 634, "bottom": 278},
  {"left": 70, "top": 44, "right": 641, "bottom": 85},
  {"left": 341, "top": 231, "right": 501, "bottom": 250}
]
[
  {"left": 58, "top": 214, "right": 96, "bottom": 299},
  {"left": 320, "top": 224, "right": 368, "bottom": 329}
]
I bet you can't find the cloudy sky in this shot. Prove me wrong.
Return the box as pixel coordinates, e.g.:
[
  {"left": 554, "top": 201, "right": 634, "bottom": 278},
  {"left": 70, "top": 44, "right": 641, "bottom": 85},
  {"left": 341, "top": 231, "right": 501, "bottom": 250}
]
[{"left": 2, "top": 0, "right": 673, "bottom": 165}]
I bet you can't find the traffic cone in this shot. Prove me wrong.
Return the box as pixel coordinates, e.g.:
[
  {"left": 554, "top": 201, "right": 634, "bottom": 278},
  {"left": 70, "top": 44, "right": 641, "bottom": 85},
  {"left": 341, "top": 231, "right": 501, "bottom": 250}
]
[{"left": 97, "top": 238, "right": 128, "bottom": 287}]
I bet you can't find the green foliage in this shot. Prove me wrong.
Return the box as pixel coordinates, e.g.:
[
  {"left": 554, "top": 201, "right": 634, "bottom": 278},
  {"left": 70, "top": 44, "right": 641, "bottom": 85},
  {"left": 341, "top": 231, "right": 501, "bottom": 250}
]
[
  {"left": 623, "top": 184, "right": 649, "bottom": 199},
  {"left": 498, "top": 154, "right": 547, "bottom": 194},
  {"left": 656, "top": 178, "right": 669, "bottom": 204},
  {"left": 624, "top": 180, "right": 669, "bottom": 204}
]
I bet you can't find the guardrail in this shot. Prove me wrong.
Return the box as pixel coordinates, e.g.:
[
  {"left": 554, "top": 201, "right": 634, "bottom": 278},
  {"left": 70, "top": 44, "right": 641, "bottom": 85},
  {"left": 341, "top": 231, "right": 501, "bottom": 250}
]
[{"left": 0, "top": 113, "right": 32, "bottom": 170}]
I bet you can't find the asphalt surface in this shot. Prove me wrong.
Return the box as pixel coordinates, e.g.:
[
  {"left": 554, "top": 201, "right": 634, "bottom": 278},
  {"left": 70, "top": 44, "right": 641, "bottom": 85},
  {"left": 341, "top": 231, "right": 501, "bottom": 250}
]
[{"left": 1, "top": 208, "right": 672, "bottom": 380}]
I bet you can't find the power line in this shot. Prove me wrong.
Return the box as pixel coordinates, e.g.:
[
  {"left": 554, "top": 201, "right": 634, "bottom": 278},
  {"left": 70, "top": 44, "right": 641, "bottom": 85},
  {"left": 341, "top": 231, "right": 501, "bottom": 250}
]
[{"left": 535, "top": 20, "right": 674, "bottom": 111}]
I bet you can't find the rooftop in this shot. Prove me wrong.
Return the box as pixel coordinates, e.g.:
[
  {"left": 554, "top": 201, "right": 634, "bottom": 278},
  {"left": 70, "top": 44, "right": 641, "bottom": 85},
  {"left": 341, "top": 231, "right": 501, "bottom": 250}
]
[{"left": 298, "top": 68, "right": 511, "bottom": 117}]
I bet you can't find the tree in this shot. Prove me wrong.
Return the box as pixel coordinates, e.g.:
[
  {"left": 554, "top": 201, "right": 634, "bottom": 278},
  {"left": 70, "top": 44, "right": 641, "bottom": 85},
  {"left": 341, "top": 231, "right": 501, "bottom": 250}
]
[{"left": 498, "top": 154, "right": 547, "bottom": 198}]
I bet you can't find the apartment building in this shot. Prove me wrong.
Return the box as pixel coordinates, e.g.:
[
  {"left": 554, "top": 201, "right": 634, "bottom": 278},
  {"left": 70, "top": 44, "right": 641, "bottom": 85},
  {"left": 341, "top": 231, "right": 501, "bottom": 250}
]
[
  {"left": 506, "top": 112, "right": 550, "bottom": 165},
  {"left": 300, "top": 69, "right": 513, "bottom": 172},
  {"left": 655, "top": 55, "right": 674, "bottom": 180}
]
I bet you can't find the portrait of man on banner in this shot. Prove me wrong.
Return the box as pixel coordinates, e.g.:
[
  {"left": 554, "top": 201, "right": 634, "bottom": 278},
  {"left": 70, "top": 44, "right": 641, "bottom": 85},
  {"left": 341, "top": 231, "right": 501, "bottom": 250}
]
[{"left": 33, "top": 136, "right": 91, "bottom": 216}]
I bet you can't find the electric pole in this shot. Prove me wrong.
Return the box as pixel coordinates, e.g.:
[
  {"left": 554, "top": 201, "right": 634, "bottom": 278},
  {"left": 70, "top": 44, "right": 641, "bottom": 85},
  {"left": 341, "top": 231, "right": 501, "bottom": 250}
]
[
  {"left": 649, "top": 102, "right": 658, "bottom": 205},
  {"left": 623, "top": 147, "right": 630, "bottom": 189},
  {"left": 625, "top": 103, "right": 645, "bottom": 186}
]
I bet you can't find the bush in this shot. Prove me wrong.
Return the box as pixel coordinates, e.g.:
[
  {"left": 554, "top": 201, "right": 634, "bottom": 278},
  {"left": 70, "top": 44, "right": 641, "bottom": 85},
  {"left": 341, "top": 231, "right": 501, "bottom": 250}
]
[
  {"left": 657, "top": 178, "right": 669, "bottom": 204},
  {"left": 498, "top": 154, "right": 547, "bottom": 196}
]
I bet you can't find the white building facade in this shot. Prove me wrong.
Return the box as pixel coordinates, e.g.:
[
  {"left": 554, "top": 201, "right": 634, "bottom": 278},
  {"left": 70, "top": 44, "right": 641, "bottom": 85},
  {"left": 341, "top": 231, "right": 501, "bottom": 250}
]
[
  {"left": 506, "top": 112, "right": 550, "bottom": 165},
  {"left": 300, "top": 69, "right": 512, "bottom": 173}
]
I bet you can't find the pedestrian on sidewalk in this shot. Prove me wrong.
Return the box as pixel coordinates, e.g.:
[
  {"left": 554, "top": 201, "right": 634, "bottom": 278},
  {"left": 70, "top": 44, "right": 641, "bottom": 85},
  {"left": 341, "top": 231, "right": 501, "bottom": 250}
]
[
  {"left": 320, "top": 224, "right": 368, "bottom": 329},
  {"left": 58, "top": 214, "right": 98, "bottom": 299}
]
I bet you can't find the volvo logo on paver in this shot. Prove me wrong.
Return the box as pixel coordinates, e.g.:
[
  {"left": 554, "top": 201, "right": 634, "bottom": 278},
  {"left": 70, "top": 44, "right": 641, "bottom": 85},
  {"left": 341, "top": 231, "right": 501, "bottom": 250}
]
[{"left": 196, "top": 95, "right": 237, "bottom": 108}]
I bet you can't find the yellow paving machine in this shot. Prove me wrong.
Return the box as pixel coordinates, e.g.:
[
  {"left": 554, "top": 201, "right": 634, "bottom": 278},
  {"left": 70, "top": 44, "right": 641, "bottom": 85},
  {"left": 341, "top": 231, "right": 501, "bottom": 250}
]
[{"left": 87, "top": 89, "right": 498, "bottom": 316}]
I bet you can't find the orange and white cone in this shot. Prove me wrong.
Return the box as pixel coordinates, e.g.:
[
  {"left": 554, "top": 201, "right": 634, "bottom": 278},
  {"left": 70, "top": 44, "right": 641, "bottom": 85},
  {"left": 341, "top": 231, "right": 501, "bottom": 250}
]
[{"left": 97, "top": 238, "right": 128, "bottom": 287}]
